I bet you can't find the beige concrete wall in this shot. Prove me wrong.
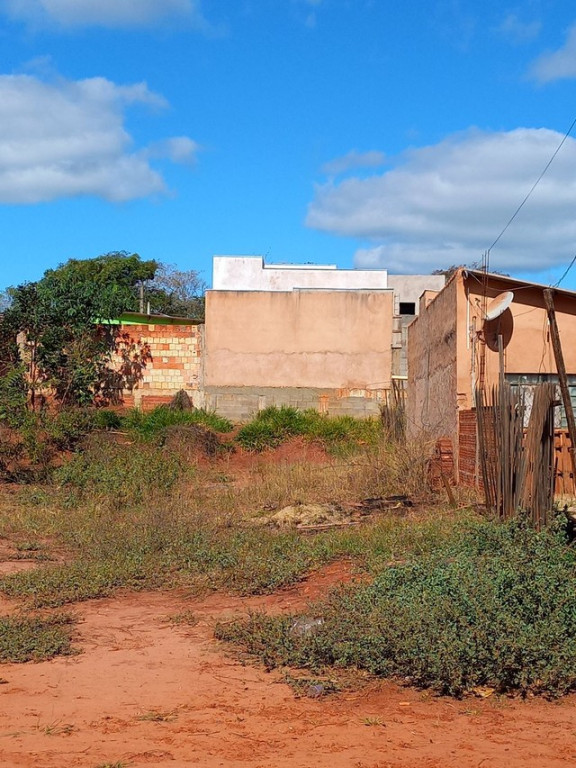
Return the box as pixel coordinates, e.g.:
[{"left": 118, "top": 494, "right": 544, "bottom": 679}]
[
  {"left": 407, "top": 277, "right": 458, "bottom": 442},
  {"left": 205, "top": 289, "right": 393, "bottom": 390},
  {"left": 407, "top": 269, "right": 576, "bottom": 481},
  {"left": 461, "top": 276, "right": 576, "bottom": 408},
  {"left": 387, "top": 274, "right": 445, "bottom": 314}
]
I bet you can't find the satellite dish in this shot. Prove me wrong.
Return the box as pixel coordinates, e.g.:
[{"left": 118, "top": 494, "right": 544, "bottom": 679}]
[{"left": 485, "top": 291, "right": 514, "bottom": 321}]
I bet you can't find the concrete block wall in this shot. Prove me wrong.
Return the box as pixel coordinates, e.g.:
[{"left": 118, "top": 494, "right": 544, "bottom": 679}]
[
  {"left": 204, "top": 386, "right": 386, "bottom": 422},
  {"left": 112, "top": 323, "right": 204, "bottom": 411}
]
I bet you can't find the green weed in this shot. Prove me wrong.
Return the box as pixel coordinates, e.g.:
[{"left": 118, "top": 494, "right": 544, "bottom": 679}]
[
  {"left": 236, "top": 406, "right": 382, "bottom": 454},
  {"left": 0, "top": 556, "right": 162, "bottom": 608},
  {"left": 0, "top": 613, "right": 76, "bottom": 662},
  {"left": 54, "top": 435, "right": 185, "bottom": 507},
  {"left": 167, "top": 610, "right": 199, "bottom": 626},
  {"left": 215, "top": 518, "right": 576, "bottom": 699},
  {"left": 121, "top": 405, "right": 232, "bottom": 440},
  {"left": 94, "top": 763, "right": 129, "bottom": 768}
]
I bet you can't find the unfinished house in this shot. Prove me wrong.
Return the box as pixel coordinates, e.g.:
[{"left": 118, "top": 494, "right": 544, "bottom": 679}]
[
  {"left": 203, "top": 256, "right": 444, "bottom": 420},
  {"left": 407, "top": 268, "right": 576, "bottom": 491},
  {"left": 110, "top": 312, "right": 204, "bottom": 410}
]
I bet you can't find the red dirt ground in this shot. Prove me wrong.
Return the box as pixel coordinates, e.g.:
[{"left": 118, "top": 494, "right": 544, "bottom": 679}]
[{"left": 0, "top": 562, "right": 575, "bottom": 768}]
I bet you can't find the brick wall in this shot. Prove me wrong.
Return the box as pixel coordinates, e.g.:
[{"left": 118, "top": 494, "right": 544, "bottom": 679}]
[{"left": 111, "top": 323, "right": 204, "bottom": 411}]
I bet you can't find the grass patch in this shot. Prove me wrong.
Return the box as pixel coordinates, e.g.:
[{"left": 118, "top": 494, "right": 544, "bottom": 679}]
[
  {"left": 0, "top": 508, "right": 463, "bottom": 608},
  {"left": 121, "top": 405, "right": 232, "bottom": 441},
  {"left": 53, "top": 435, "right": 185, "bottom": 507},
  {"left": 236, "top": 406, "right": 381, "bottom": 454},
  {"left": 94, "top": 763, "right": 128, "bottom": 768},
  {"left": 167, "top": 610, "right": 199, "bottom": 626},
  {"left": 215, "top": 518, "right": 576, "bottom": 699},
  {"left": 0, "top": 556, "right": 162, "bottom": 608},
  {"left": 0, "top": 613, "right": 76, "bottom": 662}
]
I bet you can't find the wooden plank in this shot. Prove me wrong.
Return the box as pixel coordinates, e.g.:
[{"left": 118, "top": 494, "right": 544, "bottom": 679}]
[{"left": 543, "top": 288, "right": 576, "bottom": 482}]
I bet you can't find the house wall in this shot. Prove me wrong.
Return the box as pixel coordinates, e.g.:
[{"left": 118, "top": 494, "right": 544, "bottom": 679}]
[
  {"left": 203, "top": 289, "right": 394, "bottom": 420},
  {"left": 387, "top": 274, "right": 445, "bottom": 314},
  {"left": 461, "top": 275, "right": 576, "bottom": 408},
  {"left": 407, "top": 276, "right": 459, "bottom": 445},
  {"left": 408, "top": 270, "right": 576, "bottom": 484},
  {"left": 114, "top": 323, "right": 204, "bottom": 411}
]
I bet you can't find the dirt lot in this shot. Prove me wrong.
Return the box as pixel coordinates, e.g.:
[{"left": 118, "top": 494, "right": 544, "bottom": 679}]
[{"left": 0, "top": 561, "right": 575, "bottom": 768}]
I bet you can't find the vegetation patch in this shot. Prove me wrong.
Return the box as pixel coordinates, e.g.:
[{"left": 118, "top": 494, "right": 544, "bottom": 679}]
[
  {"left": 0, "top": 556, "right": 163, "bottom": 608},
  {"left": 216, "top": 518, "right": 576, "bottom": 699},
  {"left": 121, "top": 405, "right": 232, "bottom": 441},
  {"left": 53, "top": 435, "right": 185, "bottom": 507},
  {"left": 236, "top": 406, "right": 381, "bottom": 454},
  {"left": 0, "top": 613, "right": 76, "bottom": 662}
]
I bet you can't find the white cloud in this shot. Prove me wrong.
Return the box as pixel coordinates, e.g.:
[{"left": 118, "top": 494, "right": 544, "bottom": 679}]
[
  {"left": 497, "top": 13, "right": 540, "bottom": 44},
  {"left": 322, "top": 149, "right": 386, "bottom": 176},
  {"left": 146, "top": 136, "right": 200, "bottom": 165},
  {"left": 306, "top": 128, "right": 576, "bottom": 274},
  {"left": 0, "top": 74, "right": 197, "bottom": 203},
  {"left": 2, "top": 0, "right": 208, "bottom": 29},
  {"left": 530, "top": 23, "right": 576, "bottom": 82}
]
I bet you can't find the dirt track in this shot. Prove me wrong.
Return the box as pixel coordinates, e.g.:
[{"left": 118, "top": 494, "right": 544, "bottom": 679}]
[{"left": 0, "top": 563, "right": 575, "bottom": 768}]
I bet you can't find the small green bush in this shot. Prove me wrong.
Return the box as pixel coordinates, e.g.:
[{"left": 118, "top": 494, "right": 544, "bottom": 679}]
[
  {"left": 216, "top": 519, "right": 576, "bottom": 698},
  {"left": 0, "top": 365, "right": 28, "bottom": 428},
  {"left": 43, "top": 408, "right": 99, "bottom": 450},
  {"left": 93, "top": 409, "right": 123, "bottom": 430}
]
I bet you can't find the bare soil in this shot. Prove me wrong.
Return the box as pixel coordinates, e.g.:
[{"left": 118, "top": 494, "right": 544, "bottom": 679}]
[
  {"left": 0, "top": 563, "right": 575, "bottom": 768},
  {"left": 1, "top": 439, "right": 574, "bottom": 767}
]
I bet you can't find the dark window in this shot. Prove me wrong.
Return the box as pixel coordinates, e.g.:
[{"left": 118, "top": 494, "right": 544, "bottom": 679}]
[{"left": 399, "top": 302, "right": 416, "bottom": 315}]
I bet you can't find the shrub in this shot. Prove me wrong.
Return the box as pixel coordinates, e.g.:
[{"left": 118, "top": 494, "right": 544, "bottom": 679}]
[
  {"left": 216, "top": 518, "right": 576, "bottom": 698},
  {"left": 0, "top": 365, "right": 28, "bottom": 428},
  {"left": 93, "top": 409, "right": 123, "bottom": 430},
  {"left": 43, "top": 408, "right": 99, "bottom": 450}
]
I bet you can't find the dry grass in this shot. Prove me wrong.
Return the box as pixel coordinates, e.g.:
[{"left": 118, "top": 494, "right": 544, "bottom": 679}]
[{"left": 0, "top": 430, "right": 472, "bottom": 608}]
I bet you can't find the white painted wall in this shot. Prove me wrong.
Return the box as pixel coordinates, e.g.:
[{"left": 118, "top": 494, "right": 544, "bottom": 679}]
[{"left": 213, "top": 256, "right": 388, "bottom": 291}]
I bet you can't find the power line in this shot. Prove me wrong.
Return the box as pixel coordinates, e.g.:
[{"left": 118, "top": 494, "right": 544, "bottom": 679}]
[
  {"left": 487, "top": 116, "right": 576, "bottom": 255},
  {"left": 554, "top": 252, "right": 576, "bottom": 287}
]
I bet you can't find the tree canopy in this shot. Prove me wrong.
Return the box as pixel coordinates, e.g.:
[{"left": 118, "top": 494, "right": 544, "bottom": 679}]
[{"left": 0, "top": 252, "right": 203, "bottom": 407}]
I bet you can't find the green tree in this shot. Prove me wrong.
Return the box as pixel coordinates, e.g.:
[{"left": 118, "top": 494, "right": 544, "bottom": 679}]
[{"left": 3, "top": 252, "right": 157, "bottom": 407}]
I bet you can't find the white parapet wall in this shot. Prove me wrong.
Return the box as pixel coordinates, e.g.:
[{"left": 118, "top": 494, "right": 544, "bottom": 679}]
[{"left": 213, "top": 256, "right": 388, "bottom": 291}]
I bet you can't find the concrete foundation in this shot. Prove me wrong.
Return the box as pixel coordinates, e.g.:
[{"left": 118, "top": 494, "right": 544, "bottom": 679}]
[{"left": 204, "top": 386, "right": 385, "bottom": 422}]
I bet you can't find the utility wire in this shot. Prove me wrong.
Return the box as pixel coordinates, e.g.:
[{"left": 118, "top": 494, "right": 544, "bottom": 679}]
[
  {"left": 553, "top": 252, "right": 576, "bottom": 287},
  {"left": 487, "top": 116, "right": 576, "bottom": 254}
]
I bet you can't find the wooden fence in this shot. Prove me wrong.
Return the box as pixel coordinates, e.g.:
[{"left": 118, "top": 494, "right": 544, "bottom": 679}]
[{"left": 459, "top": 412, "right": 575, "bottom": 497}]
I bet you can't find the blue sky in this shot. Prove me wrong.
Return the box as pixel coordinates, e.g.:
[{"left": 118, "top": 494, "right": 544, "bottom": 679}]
[{"left": 2, "top": 0, "right": 576, "bottom": 290}]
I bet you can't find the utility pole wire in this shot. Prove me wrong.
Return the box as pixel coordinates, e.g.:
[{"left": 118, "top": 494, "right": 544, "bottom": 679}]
[
  {"left": 553, "top": 252, "right": 576, "bottom": 287},
  {"left": 487, "top": 116, "right": 576, "bottom": 255}
]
